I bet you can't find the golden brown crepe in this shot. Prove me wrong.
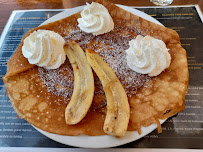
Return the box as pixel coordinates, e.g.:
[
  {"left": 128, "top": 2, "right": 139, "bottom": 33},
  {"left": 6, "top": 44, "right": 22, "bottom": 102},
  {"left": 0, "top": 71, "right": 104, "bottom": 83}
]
[{"left": 3, "top": 0, "right": 188, "bottom": 136}]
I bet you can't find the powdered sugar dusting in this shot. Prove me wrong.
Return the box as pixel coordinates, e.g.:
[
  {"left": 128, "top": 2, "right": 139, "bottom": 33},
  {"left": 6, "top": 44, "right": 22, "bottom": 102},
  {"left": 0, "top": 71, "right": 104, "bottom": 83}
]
[
  {"left": 38, "top": 26, "right": 150, "bottom": 98},
  {"left": 65, "top": 26, "right": 150, "bottom": 95},
  {"left": 38, "top": 61, "right": 74, "bottom": 99}
]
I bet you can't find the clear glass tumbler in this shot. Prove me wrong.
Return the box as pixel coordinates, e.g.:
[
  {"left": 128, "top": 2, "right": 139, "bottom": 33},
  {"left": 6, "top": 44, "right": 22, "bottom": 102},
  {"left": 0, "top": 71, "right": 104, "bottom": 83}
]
[{"left": 150, "top": 0, "right": 173, "bottom": 6}]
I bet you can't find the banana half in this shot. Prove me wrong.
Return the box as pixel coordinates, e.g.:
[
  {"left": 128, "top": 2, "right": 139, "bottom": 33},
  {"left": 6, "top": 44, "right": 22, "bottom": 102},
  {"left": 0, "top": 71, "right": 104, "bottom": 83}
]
[
  {"left": 86, "top": 49, "right": 130, "bottom": 136},
  {"left": 64, "top": 41, "right": 94, "bottom": 125}
]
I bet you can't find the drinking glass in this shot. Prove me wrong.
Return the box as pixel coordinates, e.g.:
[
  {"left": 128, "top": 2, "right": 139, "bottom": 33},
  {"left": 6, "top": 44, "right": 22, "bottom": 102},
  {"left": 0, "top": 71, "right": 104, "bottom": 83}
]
[{"left": 150, "top": 0, "right": 173, "bottom": 6}]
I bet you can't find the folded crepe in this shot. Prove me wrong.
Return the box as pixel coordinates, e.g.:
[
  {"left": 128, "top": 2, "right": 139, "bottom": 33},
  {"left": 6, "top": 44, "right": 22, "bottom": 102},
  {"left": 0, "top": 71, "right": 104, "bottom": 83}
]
[{"left": 3, "top": 0, "right": 188, "bottom": 135}]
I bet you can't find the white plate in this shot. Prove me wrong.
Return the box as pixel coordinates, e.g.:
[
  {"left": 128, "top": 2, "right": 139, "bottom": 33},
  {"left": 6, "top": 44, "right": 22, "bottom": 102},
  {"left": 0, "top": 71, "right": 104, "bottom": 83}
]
[{"left": 35, "top": 4, "right": 165, "bottom": 148}]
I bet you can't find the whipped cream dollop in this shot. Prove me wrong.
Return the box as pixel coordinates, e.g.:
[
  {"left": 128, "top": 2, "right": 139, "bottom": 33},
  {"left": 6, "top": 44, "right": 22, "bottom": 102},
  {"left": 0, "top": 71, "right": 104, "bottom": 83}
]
[
  {"left": 77, "top": 2, "right": 114, "bottom": 35},
  {"left": 22, "top": 30, "right": 66, "bottom": 69},
  {"left": 125, "top": 35, "right": 171, "bottom": 76}
]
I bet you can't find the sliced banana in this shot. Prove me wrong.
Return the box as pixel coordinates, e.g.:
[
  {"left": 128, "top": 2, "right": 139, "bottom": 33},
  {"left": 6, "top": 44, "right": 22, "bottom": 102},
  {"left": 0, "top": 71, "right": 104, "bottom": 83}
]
[
  {"left": 64, "top": 41, "right": 94, "bottom": 125},
  {"left": 86, "top": 49, "right": 130, "bottom": 136}
]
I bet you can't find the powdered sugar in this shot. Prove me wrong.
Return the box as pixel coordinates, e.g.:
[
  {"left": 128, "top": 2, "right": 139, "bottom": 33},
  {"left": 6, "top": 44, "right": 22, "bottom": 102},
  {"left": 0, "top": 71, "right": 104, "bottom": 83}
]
[
  {"left": 38, "top": 26, "right": 150, "bottom": 99},
  {"left": 65, "top": 27, "right": 150, "bottom": 95},
  {"left": 38, "top": 61, "right": 74, "bottom": 99}
]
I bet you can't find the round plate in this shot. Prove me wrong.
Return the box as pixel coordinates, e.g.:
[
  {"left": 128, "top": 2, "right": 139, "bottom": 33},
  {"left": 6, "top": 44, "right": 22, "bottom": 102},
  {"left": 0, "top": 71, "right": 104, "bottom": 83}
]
[{"left": 35, "top": 4, "right": 165, "bottom": 148}]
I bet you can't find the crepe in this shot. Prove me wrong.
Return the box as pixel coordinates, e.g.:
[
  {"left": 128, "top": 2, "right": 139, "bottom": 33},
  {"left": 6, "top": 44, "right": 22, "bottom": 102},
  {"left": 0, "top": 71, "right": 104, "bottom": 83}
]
[{"left": 3, "top": 0, "right": 189, "bottom": 136}]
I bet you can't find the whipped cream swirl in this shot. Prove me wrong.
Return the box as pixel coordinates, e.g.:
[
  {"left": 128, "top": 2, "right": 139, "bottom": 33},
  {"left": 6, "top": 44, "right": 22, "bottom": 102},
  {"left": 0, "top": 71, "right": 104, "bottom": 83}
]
[
  {"left": 77, "top": 2, "right": 114, "bottom": 35},
  {"left": 22, "top": 30, "right": 66, "bottom": 69},
  {"left": 125, "top": 35, "right": 171, "bottom": 76}
]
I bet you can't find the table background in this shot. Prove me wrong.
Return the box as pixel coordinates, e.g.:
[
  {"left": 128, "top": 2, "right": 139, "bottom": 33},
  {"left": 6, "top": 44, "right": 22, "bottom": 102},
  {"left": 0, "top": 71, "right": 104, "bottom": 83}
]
[
  {"left": 0, "top": 4, "right": 202, "bottom": 149},
  {"left": 0, "top": 0, "right": 202, "bottom": 35},
  {"left": 0, "top": 0, "right": 202, "bottom": 150}
]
